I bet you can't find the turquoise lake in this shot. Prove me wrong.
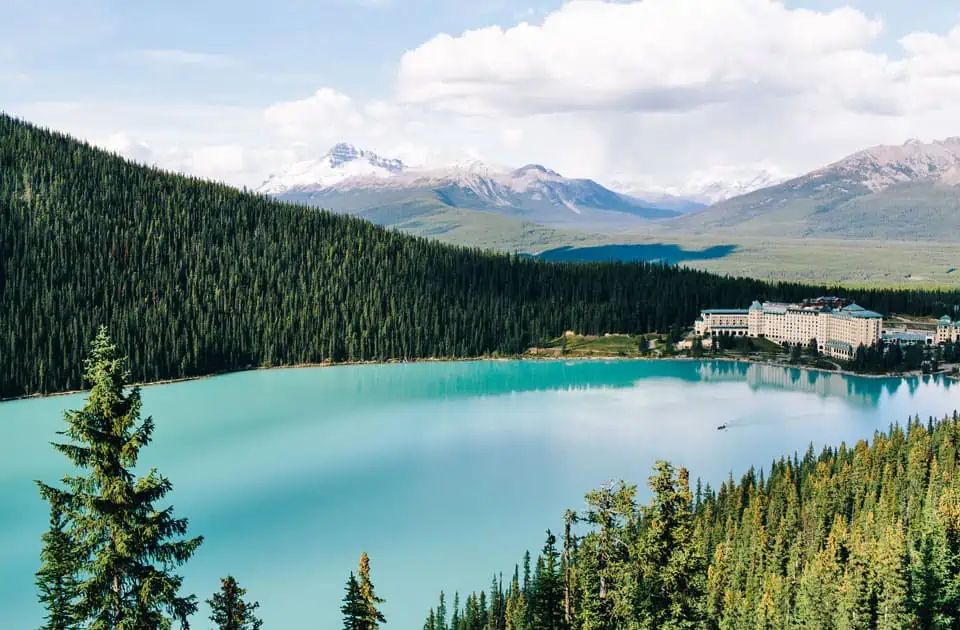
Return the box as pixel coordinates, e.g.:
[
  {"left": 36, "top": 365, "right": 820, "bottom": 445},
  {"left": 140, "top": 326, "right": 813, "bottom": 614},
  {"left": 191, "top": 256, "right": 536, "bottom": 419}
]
[{"left": 2, "top": 359, "right": 960, "bottom": 628}]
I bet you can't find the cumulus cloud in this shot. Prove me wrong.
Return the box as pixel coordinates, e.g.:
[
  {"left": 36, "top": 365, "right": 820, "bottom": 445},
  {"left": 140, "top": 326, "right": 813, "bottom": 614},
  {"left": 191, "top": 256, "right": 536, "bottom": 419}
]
[
  {"left": 260, "top": 88, "right": 449, "bottom": 166},
  {"left": 397, "top": 0, "right": 890, "bottom": 116},
  {"left": 264, "top": 88, "right": 365, "bottom": 139}
]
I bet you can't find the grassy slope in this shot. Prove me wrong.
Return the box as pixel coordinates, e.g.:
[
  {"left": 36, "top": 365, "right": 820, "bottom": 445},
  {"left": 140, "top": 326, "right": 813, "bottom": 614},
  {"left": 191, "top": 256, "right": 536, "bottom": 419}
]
[
  {"left": 279, "top": 173, "right": 960, "bottom": 289},
  {"left": 381, "top": 213, "right": 960, "bottom": 288}
]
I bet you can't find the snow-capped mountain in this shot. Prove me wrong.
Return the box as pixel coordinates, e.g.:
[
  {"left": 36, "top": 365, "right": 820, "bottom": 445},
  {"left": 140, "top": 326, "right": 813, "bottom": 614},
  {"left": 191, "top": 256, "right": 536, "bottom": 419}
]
[
  {"left": 681, "top": 137, "right": 960, "bottom": 239},
  {"left": 261, "top": 144, "right": 685, "bottom": 229},
  {"left": 258, "top": 143, "right": 405, "bottom": 194}
]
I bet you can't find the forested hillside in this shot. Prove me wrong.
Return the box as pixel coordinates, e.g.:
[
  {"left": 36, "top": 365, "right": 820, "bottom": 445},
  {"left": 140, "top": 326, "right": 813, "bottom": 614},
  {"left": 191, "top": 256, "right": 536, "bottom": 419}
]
[
  {"left": 429, "top": 412, "right": 960, "bottom": 629},
  {"left": 2, "top": 114, "right": 959, "bottom": 397}
]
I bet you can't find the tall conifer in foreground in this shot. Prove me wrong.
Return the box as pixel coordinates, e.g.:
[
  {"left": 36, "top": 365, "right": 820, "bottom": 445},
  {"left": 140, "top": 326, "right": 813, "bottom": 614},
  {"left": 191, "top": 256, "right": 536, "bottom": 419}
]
[
  {"left": 36, "top": 327, "right": 202, "bottom": 628},
  {"left": 207, "top": 576, "right": 263, "bottom": 630}
]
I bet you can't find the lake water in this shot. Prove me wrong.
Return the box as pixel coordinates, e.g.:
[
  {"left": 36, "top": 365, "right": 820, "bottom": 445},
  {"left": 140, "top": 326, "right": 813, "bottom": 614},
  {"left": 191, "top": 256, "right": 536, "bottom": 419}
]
[
  {"left": 2, "top": 359, "right": 959, "bottom": 628},
  {"left": 533, "top": 243, "right": 736, "bottom": 264}
]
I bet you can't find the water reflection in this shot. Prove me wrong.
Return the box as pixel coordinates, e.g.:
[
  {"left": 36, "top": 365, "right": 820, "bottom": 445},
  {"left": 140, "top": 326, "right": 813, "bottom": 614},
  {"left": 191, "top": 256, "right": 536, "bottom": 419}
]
[{"left": 694, "top": 360, "right": 952, "bottom": 408}]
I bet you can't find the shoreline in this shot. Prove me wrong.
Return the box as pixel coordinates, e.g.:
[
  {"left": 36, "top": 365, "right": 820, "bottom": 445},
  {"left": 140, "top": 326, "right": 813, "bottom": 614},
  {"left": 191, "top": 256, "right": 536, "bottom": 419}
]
[{"left": 2, "top": 352, "right": 951, "bottom": 404}]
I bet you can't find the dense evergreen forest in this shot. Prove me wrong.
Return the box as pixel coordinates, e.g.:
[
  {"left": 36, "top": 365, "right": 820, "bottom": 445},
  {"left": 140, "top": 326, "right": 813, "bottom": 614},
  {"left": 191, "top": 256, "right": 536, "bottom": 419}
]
[
  {"left": 3, "top": 113, "right": 960, "bottom": 397},
  {"left": 430, "top": 412, "right": 960, "bottom": 630}
]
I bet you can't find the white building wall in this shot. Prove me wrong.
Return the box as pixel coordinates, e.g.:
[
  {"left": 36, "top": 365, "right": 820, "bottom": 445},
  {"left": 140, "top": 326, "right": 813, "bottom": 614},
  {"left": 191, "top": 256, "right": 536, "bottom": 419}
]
[
  {"left": 695, "top": 301, "right": 882, "bottom": 359},
  {"left": 937, "top": 322, "right": 960, "bottom": 344}
]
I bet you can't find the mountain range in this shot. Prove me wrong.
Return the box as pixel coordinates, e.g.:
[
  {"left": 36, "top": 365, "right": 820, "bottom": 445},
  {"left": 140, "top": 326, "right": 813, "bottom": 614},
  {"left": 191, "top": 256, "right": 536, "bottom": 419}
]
[
  {"left": 260, "top": 137, "right": 960, "bottom": 247},
  {"left": 258, "top": 144, "right": 706, "bottom": 231}
]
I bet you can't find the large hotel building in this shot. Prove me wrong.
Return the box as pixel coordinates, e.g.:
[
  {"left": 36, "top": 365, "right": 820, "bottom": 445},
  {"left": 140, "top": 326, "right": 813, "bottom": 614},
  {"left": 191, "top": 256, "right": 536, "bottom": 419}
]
[
  {"left": 694, "top": 298, "right": 883, "bottom": 360},
  {"left": 938, "top": 316, "right": 960, "bottom": 344}
]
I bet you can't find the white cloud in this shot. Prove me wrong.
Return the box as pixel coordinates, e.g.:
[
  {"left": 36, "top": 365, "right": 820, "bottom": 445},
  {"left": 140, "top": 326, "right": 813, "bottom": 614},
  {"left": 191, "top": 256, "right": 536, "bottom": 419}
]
[
  {"left": 101, "top": 131, "right": 154, "bottom": 164},
  {"left": 264, "top": 88, "right": 365, "bottom": 139},
  {"left": 397, "top": 0, "right": 888, "bottom": 116}
]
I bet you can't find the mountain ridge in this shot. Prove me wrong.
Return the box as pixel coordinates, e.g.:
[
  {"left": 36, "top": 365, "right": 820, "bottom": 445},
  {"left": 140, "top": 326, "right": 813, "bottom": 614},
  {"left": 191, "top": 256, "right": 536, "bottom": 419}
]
[
  {"left": 679, "top": 136, "right": 960, "bottom": 239},
  {"left": 261, "top": 143, "right": 698, "bottom": 230}
]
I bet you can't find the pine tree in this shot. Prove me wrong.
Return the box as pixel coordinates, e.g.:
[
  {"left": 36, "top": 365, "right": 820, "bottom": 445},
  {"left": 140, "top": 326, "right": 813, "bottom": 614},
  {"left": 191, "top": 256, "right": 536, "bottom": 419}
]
[
  {"left": 531, "top": 531, "right": 564, "bottom": 629},
  {"left": 36, "top": 328, "right": 202, "bottom": 628},
  {"left": 436, "top": 591, "right": 448, "bottom": 630},
  {"left": 358, "top": 552, "right": 387, "bottom": 629},
  {"left": 207, "top": 576, "right": 263, "bottom": 630},
  {"left": 636, "top": 463, "right": 706, "bottom": 628},
  {"left": 504, "top": 568, "right": 528, "bottom": 630},
  {"left": 36, "top": 500, "right": 79, "bottom": 630},
  {"left": 342, "top": 573, "right": 367, "bottom": 630},
  {"left": 875, "top": 525, "right": 911, "bottom": 629},
  {"left": 423, "top": 609, "right": 437, "bottom": 630},
  {"left": 450, "top": 592, "right": 461, "bottom": 630}
]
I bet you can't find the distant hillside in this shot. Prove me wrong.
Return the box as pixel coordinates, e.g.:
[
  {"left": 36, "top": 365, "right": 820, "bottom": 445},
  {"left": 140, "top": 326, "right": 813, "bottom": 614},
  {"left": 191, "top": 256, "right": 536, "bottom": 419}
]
[
  {"left": 260, "top": 144, "right": 701, "bottom": 231},
  {"left": 680, "top": 138, "right": 960, "bottom": 239}
]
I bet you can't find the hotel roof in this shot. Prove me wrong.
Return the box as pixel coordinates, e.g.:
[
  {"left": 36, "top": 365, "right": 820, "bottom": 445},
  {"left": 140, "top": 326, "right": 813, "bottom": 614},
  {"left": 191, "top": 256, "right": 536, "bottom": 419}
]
[
  {"left": 837, "top": 303, "right": 882, "bottom": 319},
  {"left": 702, "top": 308, "right": 749, "bottom": 314}
]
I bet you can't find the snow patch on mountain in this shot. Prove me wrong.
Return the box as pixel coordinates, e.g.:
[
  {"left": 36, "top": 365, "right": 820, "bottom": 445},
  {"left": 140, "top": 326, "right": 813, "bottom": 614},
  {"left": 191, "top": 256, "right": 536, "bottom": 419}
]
[{"left": 257, "top": 143, "right": 405, "bottom": 194}]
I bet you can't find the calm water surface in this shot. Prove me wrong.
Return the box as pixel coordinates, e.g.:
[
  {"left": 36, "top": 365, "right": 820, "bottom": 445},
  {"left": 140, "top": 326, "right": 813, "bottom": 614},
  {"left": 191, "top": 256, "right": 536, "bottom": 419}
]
[{"left": 2, "top": 360, "right": 959, "bottom": 628}]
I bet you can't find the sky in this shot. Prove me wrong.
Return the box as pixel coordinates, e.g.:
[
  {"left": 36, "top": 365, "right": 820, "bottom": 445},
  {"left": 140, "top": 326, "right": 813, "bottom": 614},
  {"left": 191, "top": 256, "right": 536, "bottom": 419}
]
[{"left": 5, "top": 0, "right": 960, "bottom": 193}]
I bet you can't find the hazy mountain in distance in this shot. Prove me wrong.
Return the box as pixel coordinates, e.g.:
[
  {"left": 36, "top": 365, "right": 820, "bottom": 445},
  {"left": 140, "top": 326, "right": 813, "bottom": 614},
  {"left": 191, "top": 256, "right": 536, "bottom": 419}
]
[{"left": 611, "top": 169, "right": 786, "bottom": 207}]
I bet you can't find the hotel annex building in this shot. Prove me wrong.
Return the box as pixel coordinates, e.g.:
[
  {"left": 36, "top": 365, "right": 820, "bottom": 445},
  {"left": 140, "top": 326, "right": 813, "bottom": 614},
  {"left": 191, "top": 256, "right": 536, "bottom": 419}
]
[
  {"left": 938, "top": 316, "right": 960, "bottom": 344},
  {"left": 694, "top": 298, "right": 883, "bottom": 360}
]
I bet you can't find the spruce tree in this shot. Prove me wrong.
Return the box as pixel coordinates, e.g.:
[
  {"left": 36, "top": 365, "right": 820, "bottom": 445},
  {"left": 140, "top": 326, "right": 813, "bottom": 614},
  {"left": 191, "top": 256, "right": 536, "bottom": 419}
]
[
  {"left": 423, "top": 608, "right": 437, "bottom": 630},
  {"left": 636, "top": 463, "right": 706, "bottom": 628},
  {"left": 450, "top": 593, "right": 461, "bottom": 630},
  {"left": 436, "top": 591, "right": 448, "bottom": 630},
  {"left": 207, "top": 576, "right": 263, "bottom": 630},
  {"left": 36, "top": 500, "right": 80, "bottom": 630},
  {"left": 358, "top": 552, "right": 387, "bottom": 629},
  {"left": 531, "top": 532, "right": 564, "bottom": 630},
  {"left": 342, "top": 573, "right": 367, "bottom": 630},
  {"left": 36, "top": 327, "right": 202, "bottom": 628}
]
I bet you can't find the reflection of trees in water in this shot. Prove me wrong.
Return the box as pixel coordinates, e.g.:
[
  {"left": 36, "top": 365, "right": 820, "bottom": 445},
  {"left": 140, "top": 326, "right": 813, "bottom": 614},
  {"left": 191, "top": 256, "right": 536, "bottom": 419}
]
[
  {"left": 232, "top": 359, "right": 951, "bottom": 411},
  {"left": 248, "top": 359, "right": 707, "bottom": 407}
]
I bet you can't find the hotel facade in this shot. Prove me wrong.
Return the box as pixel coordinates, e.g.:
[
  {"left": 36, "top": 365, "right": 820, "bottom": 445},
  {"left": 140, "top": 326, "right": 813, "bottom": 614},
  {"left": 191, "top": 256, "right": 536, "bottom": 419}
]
[
  {"left": 694, "top": 299, "right": 883, "bottom": 360},
  {"left": 938, "top": 316, "right": 960, "bottom": 344}
]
